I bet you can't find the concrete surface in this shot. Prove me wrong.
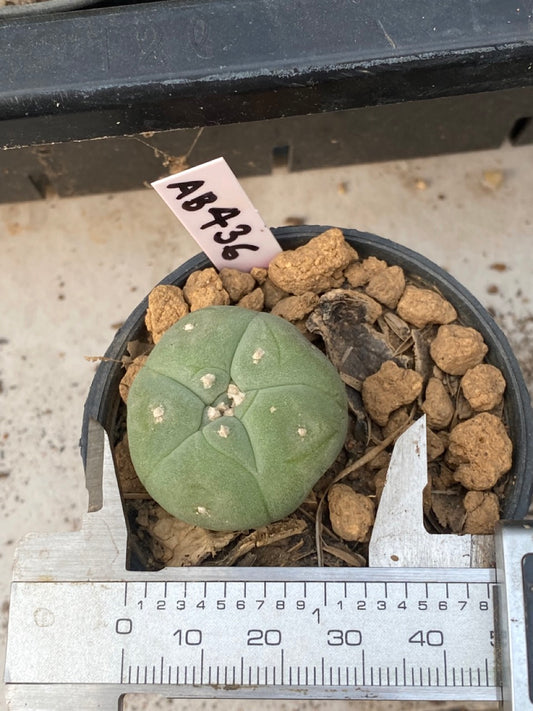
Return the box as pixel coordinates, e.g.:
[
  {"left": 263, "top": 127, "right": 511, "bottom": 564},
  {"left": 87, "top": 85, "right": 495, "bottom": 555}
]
[{"left": 2, "top": 140, "right": 533, "bottom": 711}]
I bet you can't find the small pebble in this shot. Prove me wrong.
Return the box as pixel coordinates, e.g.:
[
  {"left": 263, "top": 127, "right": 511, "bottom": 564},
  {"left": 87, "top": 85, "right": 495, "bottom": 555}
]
[
  {"left": 421, "top": 377, "right": 454, "bottom": 430},
  {"left": 145, "top": 284, "right": 189, "bottom": 343},
  {"left": 219, "top": 268, "right": 256, "bottom": 302},
  {"left": 328, "top": 484, "right": 375, "bottom": 542},
  {"left": 447, "top": 412, "right": 512, "bottom": 490},
  {"left": 183, "top": 268, "right": 230, "bottom": 311},
  {"left": 362, "top": 361, "right": 423, "bottom": 427},
  {"left": 460, "top": 364, "right": 506, "bottom": 412},
  {"left": 365, "top": 265, "right": 405, "bottom": 309},
  {"left": 430, "top": 325, "right": 488, "bottom": 376},
  {"left": 396, "top": 285, "right": 457, "bottom": 329}
]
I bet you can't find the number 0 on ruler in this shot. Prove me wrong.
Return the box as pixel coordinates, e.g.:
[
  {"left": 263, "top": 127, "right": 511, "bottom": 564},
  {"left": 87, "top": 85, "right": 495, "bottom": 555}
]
[{"left": 151, "top": 157, "right": 282, "bottom": 271}]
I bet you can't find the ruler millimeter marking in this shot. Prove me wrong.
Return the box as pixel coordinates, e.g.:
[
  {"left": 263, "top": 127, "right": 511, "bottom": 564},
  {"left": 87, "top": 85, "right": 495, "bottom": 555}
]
[{"left": 5, "top": 575, "right": 499, "bottom": 701}]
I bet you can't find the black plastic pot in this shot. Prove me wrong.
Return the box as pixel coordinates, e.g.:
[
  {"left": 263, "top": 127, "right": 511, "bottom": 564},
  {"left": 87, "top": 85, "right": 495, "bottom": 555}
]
[{"left": 82, "top": 226, "right": 533, "bottom": 521}]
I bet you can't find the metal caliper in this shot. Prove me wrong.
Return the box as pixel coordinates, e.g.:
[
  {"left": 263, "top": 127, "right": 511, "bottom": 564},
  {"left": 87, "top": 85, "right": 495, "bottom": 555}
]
[{"left": 4, "top": 416, "right": 532, "bottom": 709}]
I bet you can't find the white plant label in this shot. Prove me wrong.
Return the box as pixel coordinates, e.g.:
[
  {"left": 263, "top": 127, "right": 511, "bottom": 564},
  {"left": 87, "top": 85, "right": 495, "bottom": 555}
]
[{"left": 151, "top": 157, "right": 282, "bottom": 271}]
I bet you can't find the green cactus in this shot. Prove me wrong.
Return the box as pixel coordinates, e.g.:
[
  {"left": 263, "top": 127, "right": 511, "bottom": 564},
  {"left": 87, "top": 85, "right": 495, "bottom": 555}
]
[{"left": 127, "top": 306, "right": 348, "bottom": 531}]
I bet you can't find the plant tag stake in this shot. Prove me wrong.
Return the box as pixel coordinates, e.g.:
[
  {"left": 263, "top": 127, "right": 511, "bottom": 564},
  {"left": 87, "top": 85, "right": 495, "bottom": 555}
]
[{"left": 151, "top": 157, "right": 282, "bottom": 271}]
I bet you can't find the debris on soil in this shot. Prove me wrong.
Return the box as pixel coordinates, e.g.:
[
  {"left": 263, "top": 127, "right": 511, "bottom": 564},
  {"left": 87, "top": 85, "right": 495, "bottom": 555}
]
[
  {"left": 429, "top": 324, "right": 488, "bottom": 375},
  {"left": 431, "top": 491, "right": 466, "bottom": 533},
  {"left": 218, "top": 518, "right": 307, "bottom": 566},
  {"left": 447, "top": 412, "right": 513, "bottom": 490},
  {"left": 481, "top": 170, "right": 504, "bottom": 191},
  {"left": 114, "top": 435, "right": 148, "bottom": 496},
  {"left": 114, "top": 228, "right": 515, "bottom": 568},
  {"left": 145, "top": 285, "right": 189, "bottom": 343},
  {"left": 460, "top": 363, "right": 506, "bottom": 412},
  {"left": 135, "top": 502, "right": 238, "bottom": 567},
  {"left": 307, "top": 290, "right": 404, "bottom": 390},
  {"left": 284, "top": 216, "right": 306, "bottom": 226}
]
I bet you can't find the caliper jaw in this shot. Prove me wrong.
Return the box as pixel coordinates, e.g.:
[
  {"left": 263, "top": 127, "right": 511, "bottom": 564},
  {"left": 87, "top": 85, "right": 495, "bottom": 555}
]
[
  {"left": 10, "top": 419, "right": 129, "bottom": 583},
  {"left": 368, "top": 415, "right": 494, "bottom": 568},
  {"left": 495, "top": 520, "right": 533, "bottom": 710}
]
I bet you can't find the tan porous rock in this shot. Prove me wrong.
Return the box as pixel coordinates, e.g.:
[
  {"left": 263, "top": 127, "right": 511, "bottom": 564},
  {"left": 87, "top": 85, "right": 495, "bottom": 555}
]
[
  {"left": 427, "top": 429, "right": 446, "bottom": 461},
  {"left": 382, "top": 407, "right": 411, "bottom": 439},
  {"left": 328, "top": 484, "right": 375, "bottom": 542},
  {"left": 463, "top": 491, "right": 500, "bottom": 534},
  {"left": 272, "top": 292, "right": 320, "bottom": 322},
  {"left": 261, "top": 278, "right": 289, "bottom": 309},
  {"left": 238, "top": 287, "right": 265, "bottom": 311},
  {"left": 119, "top": 354, "right": 149, "bottom": 403},
  {"left": 219, "top": 268, "right": 256, "bottom": 302},
  {"left": 268, "top": 228, "right": 358, "bottom": 295},
  {"left": 145, "top": 285, "right": 190, "bottom": 343},
  {"left": 447, "top": 412, "right": 512, "bottom": 490},
  {"left": 422, "top": 377, "right": 455, "bottom": 430},
  {"left": 250, "top": 267, "right": 268, "bottom": 285},
  {"left": 344, "top": 256, "right": 387, "bottom": 287},
  {"left": 429, "top": 325, "right": 488, "bottom": 375},
  {"left": 362, "top": 360, "right": 424, "bottom": 426},
  {"left": 183, "top": 268, "right": 230, "bottom": 311},
  {"left": 365, "top": 265, "right": 406, "bottom": 309},
  {"left": 460, "top": 364, "right": 506, "bottom": 412},
  {"left": 396, "top": 285, "right": 457, "bottom": 329}
]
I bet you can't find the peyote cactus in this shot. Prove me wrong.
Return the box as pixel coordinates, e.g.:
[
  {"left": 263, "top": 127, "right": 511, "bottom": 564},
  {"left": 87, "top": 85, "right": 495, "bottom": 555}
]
[{"left": 127, "top": 306, "right": 348, "bottom": 531}]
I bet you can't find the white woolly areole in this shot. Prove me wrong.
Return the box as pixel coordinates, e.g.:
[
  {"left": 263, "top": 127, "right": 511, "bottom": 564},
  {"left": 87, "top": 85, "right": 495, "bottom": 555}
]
[
  {"left": 207, "top": 407, "right": 221, "bottom": 421},
  {"left": 201, "top": 373, "right": 216, "bottom": 389},
  {"left": 183, "top": 323, "right": 195, "bottom": 331},
  {"left": 227, "top": 383, "right": 245, "bottom": 406},
  {"left": 217, "top": 425, "right": 230, "bottom": 438},
  {"left": 252, "top": 347, "right": 265, "bottom": 364},
  {"left": 152, "top": 405, "right": 165, "bottom": 424},
  {"left": 298, "top": 427, "right": 307, "bottom": 438}
]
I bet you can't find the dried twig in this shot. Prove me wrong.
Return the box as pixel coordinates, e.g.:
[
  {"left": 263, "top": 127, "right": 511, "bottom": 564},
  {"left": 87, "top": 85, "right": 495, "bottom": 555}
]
[
  {"left": 322, "top": 543, "right": 366, "bottom": 567},
  {"left": 221, "top": 518, "right": 307, "bottom": 566},
  {"left": 84, "top": 355, "right": 123, "bottom": 363}
]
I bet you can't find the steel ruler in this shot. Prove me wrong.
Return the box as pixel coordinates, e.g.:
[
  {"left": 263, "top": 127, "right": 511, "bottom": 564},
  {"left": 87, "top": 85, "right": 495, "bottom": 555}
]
[{"left": 4, "top": 418, "right": 533, "bottom": 710}]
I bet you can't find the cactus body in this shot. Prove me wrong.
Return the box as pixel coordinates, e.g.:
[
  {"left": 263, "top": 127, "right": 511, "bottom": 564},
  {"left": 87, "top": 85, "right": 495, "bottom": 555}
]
[{"left": 127, "top": 306, "right": 348, "bottom": 531}]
